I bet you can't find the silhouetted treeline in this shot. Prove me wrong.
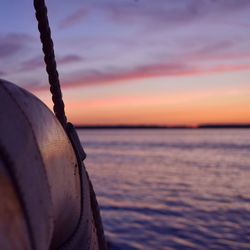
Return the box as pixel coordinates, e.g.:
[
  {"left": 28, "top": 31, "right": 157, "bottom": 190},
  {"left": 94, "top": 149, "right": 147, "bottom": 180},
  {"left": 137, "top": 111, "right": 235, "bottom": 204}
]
[{"left": 198, "top": 124, "right": 250, "bottom": 129}]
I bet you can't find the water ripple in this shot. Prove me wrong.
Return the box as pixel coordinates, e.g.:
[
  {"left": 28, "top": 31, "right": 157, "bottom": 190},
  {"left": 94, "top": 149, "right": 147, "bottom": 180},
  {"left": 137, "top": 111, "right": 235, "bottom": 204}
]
[{"left": 79, "top": 129, "right": 250, "bottom": 250}]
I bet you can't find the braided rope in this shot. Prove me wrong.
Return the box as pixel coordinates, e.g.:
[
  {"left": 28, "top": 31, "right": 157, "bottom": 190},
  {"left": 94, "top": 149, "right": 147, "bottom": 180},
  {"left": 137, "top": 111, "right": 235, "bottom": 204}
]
[
  {"left": 33, "top": 0, "right": 67, "bottom": 129},
  {"left": 33, "top": 1, "right": 107, "bottom": 249}
]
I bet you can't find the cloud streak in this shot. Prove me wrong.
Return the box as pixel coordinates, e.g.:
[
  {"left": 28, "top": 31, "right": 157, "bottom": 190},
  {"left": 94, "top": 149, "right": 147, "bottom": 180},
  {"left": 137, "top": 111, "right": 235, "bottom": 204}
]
[
  {"left": 59, "top": 7, "right": 88, "bottom": 28},
  {"left": 31, "top": 61, "right": 250, "bottom": 91},
  {"left": 20, "top": 54, "right": 83, "bottom": 71},
  {"left": 60, "top": 0, "right": 250, "bottom": 29},
  {"left": 0, "top": 33, "right": 33, "bottom": 58},
  {"left": 65, "top": 64, "right": 250, "bottom": 88}
]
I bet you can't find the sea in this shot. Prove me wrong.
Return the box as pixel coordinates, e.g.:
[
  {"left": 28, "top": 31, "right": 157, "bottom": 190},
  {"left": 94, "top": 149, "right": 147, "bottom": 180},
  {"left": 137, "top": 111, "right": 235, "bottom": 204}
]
[{"left": 78, "top": 129, "right": 250, "bottom": 250}]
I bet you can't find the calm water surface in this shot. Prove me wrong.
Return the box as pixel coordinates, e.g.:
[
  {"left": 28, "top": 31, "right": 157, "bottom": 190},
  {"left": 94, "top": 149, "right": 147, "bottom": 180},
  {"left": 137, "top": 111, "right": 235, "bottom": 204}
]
[{"left": 78, "top": 129, "right": 250, "bottom": 250}]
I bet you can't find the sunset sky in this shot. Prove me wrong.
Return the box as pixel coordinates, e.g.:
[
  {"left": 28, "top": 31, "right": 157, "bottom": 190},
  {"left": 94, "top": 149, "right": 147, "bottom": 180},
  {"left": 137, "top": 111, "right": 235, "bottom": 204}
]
[{"left": 1, "top": 0, "right": 250, "bottom": 126}]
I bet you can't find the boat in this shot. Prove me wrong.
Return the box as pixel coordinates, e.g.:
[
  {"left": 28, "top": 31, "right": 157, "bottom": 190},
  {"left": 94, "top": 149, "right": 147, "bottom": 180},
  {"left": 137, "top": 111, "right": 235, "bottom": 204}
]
[{"left": 0, "top": 0, "right": 107, "bottom": 249}]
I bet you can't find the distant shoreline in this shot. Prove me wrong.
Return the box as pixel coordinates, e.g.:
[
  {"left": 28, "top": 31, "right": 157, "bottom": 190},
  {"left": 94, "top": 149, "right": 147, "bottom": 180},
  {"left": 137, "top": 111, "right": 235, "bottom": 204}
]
[{"left": 75, "top": 124, "right": 250, "bottom": 129}]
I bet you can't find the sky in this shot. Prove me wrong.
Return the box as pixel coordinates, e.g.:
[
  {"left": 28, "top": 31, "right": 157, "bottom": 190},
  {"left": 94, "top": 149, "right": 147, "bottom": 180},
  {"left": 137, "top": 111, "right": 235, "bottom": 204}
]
[{"left": 1, "top": 0, "right": 250, "bottom": 126}]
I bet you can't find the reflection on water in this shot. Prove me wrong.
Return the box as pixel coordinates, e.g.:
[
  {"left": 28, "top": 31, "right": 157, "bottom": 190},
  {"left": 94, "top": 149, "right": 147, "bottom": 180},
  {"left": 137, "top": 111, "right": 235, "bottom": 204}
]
[{"left": 78, "top": 129, "right": 250, "bottom": 250}]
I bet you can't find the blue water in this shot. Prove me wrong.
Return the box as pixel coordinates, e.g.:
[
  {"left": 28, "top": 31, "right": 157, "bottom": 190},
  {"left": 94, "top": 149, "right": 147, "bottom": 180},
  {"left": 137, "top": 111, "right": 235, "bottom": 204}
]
[{"left": 78, "top": 129, "right": 250, "bottom": 250}]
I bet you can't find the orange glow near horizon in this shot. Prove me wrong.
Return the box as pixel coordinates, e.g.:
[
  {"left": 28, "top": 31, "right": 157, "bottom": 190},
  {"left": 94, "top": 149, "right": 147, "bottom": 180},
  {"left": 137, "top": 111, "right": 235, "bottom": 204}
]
[{"left": 33, "top": 71, "right": 250, "bottom": 126}]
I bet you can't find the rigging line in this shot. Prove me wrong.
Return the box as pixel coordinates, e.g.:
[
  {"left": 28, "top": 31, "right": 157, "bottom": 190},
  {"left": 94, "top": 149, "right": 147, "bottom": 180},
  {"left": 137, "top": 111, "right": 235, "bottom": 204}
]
[
  {"left": 33, "top": 0, "right": 67, "bottom": 129},
  {"left": 33, "top": 3, "right": 107, "bottom": 247}
]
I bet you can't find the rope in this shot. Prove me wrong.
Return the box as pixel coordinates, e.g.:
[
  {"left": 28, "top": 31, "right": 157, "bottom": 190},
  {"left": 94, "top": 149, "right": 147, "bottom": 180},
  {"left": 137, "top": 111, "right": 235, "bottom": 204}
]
[
  {"left": 32, "top": 2, "right": 107, "bottom": 249},
  {"left": 33, "top": 0, "right": 67, "bottom": 129}
]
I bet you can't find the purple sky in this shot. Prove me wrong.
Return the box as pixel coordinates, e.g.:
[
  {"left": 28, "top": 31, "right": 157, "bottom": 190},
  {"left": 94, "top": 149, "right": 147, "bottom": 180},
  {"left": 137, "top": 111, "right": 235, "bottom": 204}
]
[{"left": 1, "top": 0, "right": 250, "bottom": 125}]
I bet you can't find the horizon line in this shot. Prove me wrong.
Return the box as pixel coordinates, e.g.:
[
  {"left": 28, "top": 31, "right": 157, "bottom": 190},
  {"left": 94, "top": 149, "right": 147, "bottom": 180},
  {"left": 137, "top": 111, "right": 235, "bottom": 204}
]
[{"left": 75, "top": 123, "right": 250, "bottom": 129}]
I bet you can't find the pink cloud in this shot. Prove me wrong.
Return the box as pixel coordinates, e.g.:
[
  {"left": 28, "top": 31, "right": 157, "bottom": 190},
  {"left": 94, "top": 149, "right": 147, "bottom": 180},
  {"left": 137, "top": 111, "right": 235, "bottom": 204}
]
[
  {"left": 62, "top": 63, "right": 250, "bottom": 88},
  {"left": 30, "top": 62, "right": 250, "bottom": 91}
]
